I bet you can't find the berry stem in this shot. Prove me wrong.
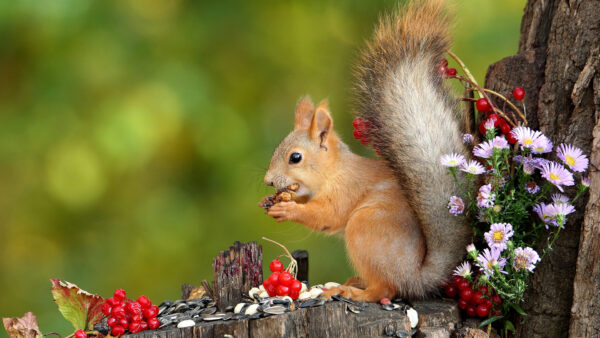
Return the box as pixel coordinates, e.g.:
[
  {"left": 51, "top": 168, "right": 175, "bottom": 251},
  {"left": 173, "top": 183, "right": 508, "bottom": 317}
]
[
  {"left": 454, "top": 76, "right": 517, "bottom": 128},
  {"left": 262, "top": 237, "right": 298, "bottom": 279},
  {"left": 446, "top": 50, "right": 480, "bottom": 96},
  {"left": 481, "top": 88, "right": 527, "bottom": 125}
]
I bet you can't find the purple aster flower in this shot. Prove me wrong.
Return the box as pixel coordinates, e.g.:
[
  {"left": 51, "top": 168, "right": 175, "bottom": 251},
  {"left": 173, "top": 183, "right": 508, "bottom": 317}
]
[
  {"left": 484, "top": 223, "right": 514, "bottom": 251},
  {"left": 526, "top": 182, "right": 540, "bottom": 194},
  {"left": 460, "top": 160, "right": 486, "bottom": 175},
  {"left": 453, "top": 261, "right": 472, "bottom": 278},
  {"left": 476, "top": 248, "right": 507, "bottom": 277},
  {"left": 511, "top": 126, "right": 543, "bottom": 149},
  {"left": 473, "top": 136, "right": 509, "bottom": 159},
  {"left": 462, "top": 133, "right": 474, "bottom": 144},
  {"left": 448, "top": 196, "right": 465, "bottom": 216},
  {"left": 533, "top": 202, "right": 557, "bottom": 228},
  {"left": 582, "top": 177, "right": 590, "bottom": 187},
  {"left": 513, "top": 247, "right": 540, "bottom": 272},
  {"left": 547, "top": 203, "right": 576, "bottom": 228},
  {"left": 551, "top": 193, "right": 569, "bottom": 205},
  {"left": 532, "top": 134, "right": 553, "bottom": 154},
  {"left": 540, "top": 161, "right": 575, "bottom": 192},
  {"left": 512, "top": 155, "right": 523, "bottom": 164},
  {"left": 477, "top": 184, "right": 495, "bottom": 208},
  {"left": 440, "top": 153, "right": 465, "bottom": 167},
  {"left": 556, "top": 143, "right": 589, "bottom": 172},
  {"left": 522, "top": 156, "right": 537, "bottom": 175}
]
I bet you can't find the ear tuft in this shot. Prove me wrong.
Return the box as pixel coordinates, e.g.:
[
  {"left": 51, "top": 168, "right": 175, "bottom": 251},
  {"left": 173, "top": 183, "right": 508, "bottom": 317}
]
[
  {"left": 309, "top": 100, "right": 333, "bottom": 148},
  {"left": 294, "top": 95, "right": 315, "bottom": 129}
]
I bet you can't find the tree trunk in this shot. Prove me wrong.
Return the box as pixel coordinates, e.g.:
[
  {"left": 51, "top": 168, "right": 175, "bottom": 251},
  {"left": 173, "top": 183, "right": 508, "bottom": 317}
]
[{"left": 484, "top": 0, "right": 599, "bottom": 337}]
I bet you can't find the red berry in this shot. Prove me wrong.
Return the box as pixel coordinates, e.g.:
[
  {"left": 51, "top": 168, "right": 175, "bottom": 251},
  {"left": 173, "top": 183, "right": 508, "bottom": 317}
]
[
  {"left": 483, "top": 299, "right": 493, "bottom": 308},
  {"left": 147, "top": 317, "right": 160, "bottom": 330},
  {"left": 279, "top": 272, "right": 294, "bottom": 287},
  {"left": 114, "top": 289, "right": 127, "bottom": 301},
  {"left": 380, "top": 298, "right": 391, "bottom": 305},
  {"left": 119, "top": 317, "right": 128, "bottom": 328},
  {"left": 457, "top": 298, "right": 468, "bottom": 310},
  {"left": 437, "top": 64, "right": 447, "bottom": 76},
  {"left": 137, "top": 295, "right": 152, "bottom": 309},
  {"left": 476, "top": 98, "right": 492, "bottom": 112},
  {"left": 507, "top": 132, "right": 518, "bottom": 144},
  {"left": 74, "top": 329, "right": 87, "bottom": 338},
  {"left": 491, "top": 294, "right": 503, "bottom": 306},
  {"left": 446, "top": 68, "right": 457, "bottom": 76},
  {"left": 289, "top": 289, "right": 300, "bottom": 300},
  {"left": 444, "top": 285, "right": 458, "bottom": 298},
  {"left": 466, "top": 306, "right": 477, "bottom": 317},
  {"left": 276, "top": 285, "right": 290, "bottom": 296},
  {"left": 269, "top": 259, "right": 284, "bottom": 273},
  {"left": 478, "top": 285, "right": 489, "bottom": 294},
  {"left": 513, "top": 87, "right": 525, "bottom": 100},
  {"left": 290, "top": 280, "right": 302, "bottom": 293},
  {"left": 471, "top": 291, "right": 484, "bottom": 305},
  {"left": 493, "top": 310, "right": 503, "bottom": 317},
  {"left": 111, "top": 325, "right": 125, "bottom": 337},
  {"left": 129, "top": 321, "right": 142, "bottom": 334},
  {"left": 139, "top": 320, "right": 148, "bottom": 330},
  {"left": 353, "top": 128, "right": 365, "bottom": 141},
  {"left": 126, "top": 301, "right": 142, "bottom": 315},
  {"left": 143, "top": 306, "right": 158, "bottom": 319},
  {"left": 106, "top": 297, "right": 120, "bottom": 307},
  {"left": 112, "top": 306, "right": 126, "bottom": 318},
  {"left": 101, "top": 302, "right": 112, "bottom": 316},
  {"left": 263, "top": 279, "right": 277, "bottom": 297},
  {"left": 452, "top": 276, "right": 465, "bottom": 286},
  {"left": 477, "top": 304, "right": 490, "bottom": 317},
  {"left": 498, "top": 119, "right": 511, "bottom": 134},
  {"left": 107, "top": 317, "right": 117, "bottom": 327},
  {"left": 352, "top": 117, "right": 365, "bottom": 129},
  {"left": 360, "top": 137, "right": 370, "bottom": 146},
  {"left": 440, "top": 59, "right": 448, "bottom": 67},
  {"left": 457, "top": 280, "right": 471, "bottom": 291},
  {"left": 460, "top": 288, "right": 473, "bottom": 302},
  {"left": 131, "top": 314, "right": 143, "bottom": 323},
  {"left": 268, "top": 272, "right": 281, "bottom": 285}
]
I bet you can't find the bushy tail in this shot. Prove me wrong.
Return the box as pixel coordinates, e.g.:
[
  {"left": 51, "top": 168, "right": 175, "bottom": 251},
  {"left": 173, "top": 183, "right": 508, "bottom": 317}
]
[{"left": 354, "top": 0, "right": 470, "bottom": 295}]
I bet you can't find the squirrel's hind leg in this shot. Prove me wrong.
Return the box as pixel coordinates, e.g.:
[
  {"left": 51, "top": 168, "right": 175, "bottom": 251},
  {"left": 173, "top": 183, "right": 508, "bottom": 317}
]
[{"left": 344, "top": 276, "right": 366, "bottom": 289}]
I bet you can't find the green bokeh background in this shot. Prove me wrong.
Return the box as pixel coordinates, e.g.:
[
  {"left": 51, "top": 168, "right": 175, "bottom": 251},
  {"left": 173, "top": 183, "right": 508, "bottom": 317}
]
[{"left": 0, "top": 0, "right": 524, "bottom": 334}]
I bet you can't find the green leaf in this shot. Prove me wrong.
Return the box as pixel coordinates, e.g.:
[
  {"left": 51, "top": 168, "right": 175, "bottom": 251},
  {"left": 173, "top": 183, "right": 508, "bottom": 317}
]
[
  {"left": 511, "top": 303, "right": 527, "bottom": 316},
  {"left": 50, "top": 279, "right": 105, "bottom": 330},
  {"left": 504, "top": 320, "right": 516, "bottom": 332},
  {"left": 3, "top": 312, "right": 43, "bottom": 338},
  {"left": 478, "top": 315, "right": 503, "bottom": 328}
]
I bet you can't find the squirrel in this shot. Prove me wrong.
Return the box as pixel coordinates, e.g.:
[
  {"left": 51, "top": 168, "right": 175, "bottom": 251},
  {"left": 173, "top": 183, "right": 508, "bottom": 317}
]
[{"left": 261, "top": 0, "right": 471, "bottom": 302}]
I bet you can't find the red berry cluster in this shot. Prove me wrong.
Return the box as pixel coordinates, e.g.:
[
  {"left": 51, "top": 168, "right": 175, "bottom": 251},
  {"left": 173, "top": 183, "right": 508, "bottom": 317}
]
[
  {"left": 437, "top": 59, "right": 457, "bottom": 77},
  {"left": 74, "top": 329, "right": 87, "bottom": 338},
  {"left": 444, "top": 276, "right": 503, "bottom": 319},
  {"left": 101, "top": 289, "right": 160, "bottom": 336},
  {"left": 476, "top": 99, "right": 517, "bottom": 144},
  {"left": 352, "top": 117, "right": 371, "bottom": 146},
  {"left": 262, "top": 259, "right": 303, "bottom": 300}
]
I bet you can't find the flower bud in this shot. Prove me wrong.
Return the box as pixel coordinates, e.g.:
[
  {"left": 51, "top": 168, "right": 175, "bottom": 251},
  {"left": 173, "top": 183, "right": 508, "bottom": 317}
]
[{"left": 493, "top": 205, "right": 502, "bottom": 213}]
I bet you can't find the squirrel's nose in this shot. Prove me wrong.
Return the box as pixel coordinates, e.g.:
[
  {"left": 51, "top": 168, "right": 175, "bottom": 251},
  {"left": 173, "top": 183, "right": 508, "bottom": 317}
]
[{"left": 264, "top": 173, "right": 274, "bottom": 187}]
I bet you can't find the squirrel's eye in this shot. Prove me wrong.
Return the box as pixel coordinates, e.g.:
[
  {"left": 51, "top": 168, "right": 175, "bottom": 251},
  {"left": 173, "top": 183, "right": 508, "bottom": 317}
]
[{"left": 289, "top": 152, "right": 302, "bottom": 164}]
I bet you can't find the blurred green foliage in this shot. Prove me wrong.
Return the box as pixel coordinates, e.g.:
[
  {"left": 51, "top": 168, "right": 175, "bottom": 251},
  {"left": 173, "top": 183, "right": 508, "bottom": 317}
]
[{"left": 0, "top": 0, "right": 523, "bottom": 334}]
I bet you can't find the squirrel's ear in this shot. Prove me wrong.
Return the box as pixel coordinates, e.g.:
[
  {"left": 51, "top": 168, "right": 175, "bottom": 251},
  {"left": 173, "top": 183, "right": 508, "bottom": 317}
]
[
  {"left": 294, "top": 95, "right": 315, "bottom": 130},
  {"left": 309, "top": 100, "right": 333, "bottom": 149}
]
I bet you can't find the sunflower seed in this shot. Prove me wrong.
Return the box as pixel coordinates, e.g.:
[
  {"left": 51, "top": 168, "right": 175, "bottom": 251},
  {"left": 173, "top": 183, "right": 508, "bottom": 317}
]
[{"left": 262, "top": 305, "right": 287, "bottom": 315}]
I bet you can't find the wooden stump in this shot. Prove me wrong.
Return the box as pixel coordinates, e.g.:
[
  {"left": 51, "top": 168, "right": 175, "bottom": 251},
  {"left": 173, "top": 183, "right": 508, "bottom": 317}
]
[{"left": 212, "top": 241, "right": 262, "bottom": 311}]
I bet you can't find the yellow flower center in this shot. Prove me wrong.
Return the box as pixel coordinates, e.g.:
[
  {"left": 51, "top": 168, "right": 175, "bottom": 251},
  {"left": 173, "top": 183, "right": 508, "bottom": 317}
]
[
  {"left": 515, "top": 256, "right": 528, "bottom": 270},
  {"left": 493, "top": 231, "right": 503, "bottom": 242},
  {"left": 524, "top": 139, "right": 533, "bottom": 145},
  {"left": 488, "top": 261, "right": 494, "bottom": 268},
  {"left": 550, "top": 173, "right": 560, "bottom": 181},
  {"left": 565, "top": 155, "right": 575, "bottom": 166}
]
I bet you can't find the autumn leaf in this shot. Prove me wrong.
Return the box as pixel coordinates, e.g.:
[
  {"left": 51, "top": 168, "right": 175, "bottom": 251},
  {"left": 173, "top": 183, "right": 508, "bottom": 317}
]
[
  {"left": 2, "top": 312, "right": 43, "bottom": 338},
  {"left": 50, "top": 279, "right": 105, "bottom": 331}
]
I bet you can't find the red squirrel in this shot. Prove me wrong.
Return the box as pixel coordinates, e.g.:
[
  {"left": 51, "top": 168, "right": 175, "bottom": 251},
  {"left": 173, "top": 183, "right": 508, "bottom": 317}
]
[{"left": 261, "top": 0, "right": 470, "bottom": 302}]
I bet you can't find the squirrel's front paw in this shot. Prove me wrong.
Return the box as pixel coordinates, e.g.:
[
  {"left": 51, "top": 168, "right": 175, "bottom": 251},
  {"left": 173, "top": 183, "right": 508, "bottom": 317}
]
[{"left": 266, "top": 201, "right": 300, "bottom": 222}]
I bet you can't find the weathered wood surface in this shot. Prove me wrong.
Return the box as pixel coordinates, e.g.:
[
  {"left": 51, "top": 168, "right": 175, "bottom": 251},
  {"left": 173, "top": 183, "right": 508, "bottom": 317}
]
[
  {"left": 211, "top": 241, "right": 262, "bottom": 311},
  {"left": 130, "top": 299, "right": 462, "bottom": 338},
  {"left": 484, "top": 0, "right": 599, "bottom": 336}
]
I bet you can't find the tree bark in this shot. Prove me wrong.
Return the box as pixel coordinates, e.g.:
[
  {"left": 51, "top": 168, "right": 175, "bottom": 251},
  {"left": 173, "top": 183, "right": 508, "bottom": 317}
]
[{"left": 484, "top": 0, "right": 599, "bottom": 337}]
